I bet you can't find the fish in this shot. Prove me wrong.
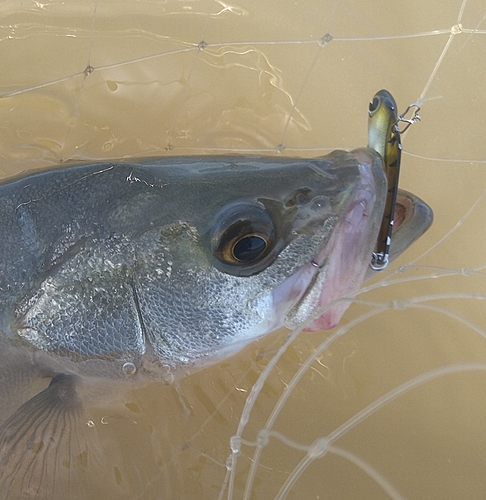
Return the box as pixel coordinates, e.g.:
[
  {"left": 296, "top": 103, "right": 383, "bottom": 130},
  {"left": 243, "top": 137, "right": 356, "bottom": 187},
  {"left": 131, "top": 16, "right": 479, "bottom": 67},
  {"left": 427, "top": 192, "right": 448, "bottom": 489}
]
[{"left": 0, "top": 137, "right": 432, "bottom": 495}]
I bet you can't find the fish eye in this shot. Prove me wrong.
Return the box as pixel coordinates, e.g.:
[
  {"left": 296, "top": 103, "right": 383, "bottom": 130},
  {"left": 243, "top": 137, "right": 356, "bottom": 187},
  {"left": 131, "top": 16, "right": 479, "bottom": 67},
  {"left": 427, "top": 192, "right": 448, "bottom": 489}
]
[
  {"left": 369, "top": 96, "right": 381, "bottom": 116},
  {"left": 211, "top": 203, "right": 277, "bottom": 275},
  {"left": 232, "top": 234, "right": 267, "bottom": 262}
]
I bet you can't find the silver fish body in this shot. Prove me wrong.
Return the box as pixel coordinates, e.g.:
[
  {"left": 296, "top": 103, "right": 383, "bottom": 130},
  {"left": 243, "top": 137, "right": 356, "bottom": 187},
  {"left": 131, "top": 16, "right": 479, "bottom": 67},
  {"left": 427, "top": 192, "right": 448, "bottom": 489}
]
[
  {"left": 1, "top": 150, "right": 388, "bottom": 377},
  {"left": 0, "top": 150, "right": 432, "bottom": 498}
]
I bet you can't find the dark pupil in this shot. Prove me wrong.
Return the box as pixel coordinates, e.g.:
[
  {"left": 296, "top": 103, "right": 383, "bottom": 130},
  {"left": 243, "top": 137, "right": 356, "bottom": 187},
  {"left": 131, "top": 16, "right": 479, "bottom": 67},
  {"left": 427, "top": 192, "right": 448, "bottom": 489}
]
[{"left": 233, "top": 236, "right": 267, "bottom": 262}]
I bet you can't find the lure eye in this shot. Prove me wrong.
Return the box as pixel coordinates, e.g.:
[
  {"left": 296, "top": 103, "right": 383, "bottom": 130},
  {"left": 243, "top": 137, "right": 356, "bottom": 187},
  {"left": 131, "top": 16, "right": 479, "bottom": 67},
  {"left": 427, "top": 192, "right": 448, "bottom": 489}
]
[
  {"left": 211, "top": 203, "right": 277, "bottom": 275},
  {"left": 369, "top": 96, "right": 380, "bottom": 116}
]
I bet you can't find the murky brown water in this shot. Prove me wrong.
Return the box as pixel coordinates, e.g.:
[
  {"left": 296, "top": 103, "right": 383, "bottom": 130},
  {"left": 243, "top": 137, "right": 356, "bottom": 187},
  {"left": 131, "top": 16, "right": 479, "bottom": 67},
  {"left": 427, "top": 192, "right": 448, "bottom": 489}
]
[{"left": 1, "top": 0, "right": 486, "bottom": 498}]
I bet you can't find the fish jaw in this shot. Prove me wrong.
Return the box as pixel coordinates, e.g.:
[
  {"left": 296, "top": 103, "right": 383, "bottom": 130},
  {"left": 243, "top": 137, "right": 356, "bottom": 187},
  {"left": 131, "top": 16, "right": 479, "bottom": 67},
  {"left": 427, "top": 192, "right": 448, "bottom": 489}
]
[
  {"left": 274, "top": 148, "right": 387, "bottom": 331},
  {"left": 303, "top": 188, "right": 379, "bottom": 331}
]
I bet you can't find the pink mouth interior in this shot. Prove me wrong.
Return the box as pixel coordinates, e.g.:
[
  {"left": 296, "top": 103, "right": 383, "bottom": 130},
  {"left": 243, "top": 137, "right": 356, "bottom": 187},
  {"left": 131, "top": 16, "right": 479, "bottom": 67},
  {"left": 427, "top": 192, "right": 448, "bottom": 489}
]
[
  {"left": 306, "top": 200, "right": 371, "bottom": 331},
  {"left": 282, "top": 160, "right": 380, "bottom": 332},
  {"left": 270, "top": 155, "right": 386, "bottom": 334},
  {"left": 304, "top": 193, "right": 374, "bottom": 331}
]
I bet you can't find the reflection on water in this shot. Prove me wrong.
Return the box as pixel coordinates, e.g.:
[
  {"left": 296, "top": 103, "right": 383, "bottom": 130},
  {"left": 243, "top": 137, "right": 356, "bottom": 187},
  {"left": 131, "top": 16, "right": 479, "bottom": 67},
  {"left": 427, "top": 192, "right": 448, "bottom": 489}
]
[{"left": 1, "top": 0, "right": 486, "bottom": 498}]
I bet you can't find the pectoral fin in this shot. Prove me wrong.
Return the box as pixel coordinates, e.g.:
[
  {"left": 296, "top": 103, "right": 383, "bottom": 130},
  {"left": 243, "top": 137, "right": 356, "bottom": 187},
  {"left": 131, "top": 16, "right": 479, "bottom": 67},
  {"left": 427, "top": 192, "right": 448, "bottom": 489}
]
[{"left": 0, "top": 374, "right": 105, "bottom": 500}]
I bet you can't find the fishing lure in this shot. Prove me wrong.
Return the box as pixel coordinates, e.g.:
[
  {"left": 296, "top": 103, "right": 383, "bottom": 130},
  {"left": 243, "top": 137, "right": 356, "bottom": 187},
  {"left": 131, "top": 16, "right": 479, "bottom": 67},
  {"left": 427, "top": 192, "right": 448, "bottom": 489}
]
[{"left": 368, "top": 89, "right": 401, "bottom": 270}]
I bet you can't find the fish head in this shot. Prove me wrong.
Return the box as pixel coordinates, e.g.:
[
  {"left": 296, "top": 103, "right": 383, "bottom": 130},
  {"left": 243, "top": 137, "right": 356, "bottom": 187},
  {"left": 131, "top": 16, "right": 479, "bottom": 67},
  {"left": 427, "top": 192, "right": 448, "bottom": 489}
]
[
  {"left": 133, "top": 149, "right": 389, "bottom": 366},
  {"left": 9, "top": 149, "right": 432, "bottom": 372}
]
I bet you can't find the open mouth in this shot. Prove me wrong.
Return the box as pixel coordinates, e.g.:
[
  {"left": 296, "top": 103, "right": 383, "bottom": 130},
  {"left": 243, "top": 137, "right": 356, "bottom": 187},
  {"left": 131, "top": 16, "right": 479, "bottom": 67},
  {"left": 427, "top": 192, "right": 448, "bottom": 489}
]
[{"left": 274, "top": 149, "right": 386, "bottom": 332}]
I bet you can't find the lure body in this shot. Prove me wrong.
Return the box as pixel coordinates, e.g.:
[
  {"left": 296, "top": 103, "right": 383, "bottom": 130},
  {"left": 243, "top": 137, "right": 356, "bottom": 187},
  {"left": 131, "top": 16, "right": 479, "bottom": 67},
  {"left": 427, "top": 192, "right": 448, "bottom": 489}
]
[{"left": 368, "top": 89, "right": 402, "bottom": 270}]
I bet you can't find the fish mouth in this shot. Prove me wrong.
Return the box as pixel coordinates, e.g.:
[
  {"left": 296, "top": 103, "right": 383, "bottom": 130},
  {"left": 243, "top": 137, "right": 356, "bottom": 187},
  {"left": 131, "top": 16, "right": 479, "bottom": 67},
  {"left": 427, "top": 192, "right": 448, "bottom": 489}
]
[{"left": 275, "top": 148, "right": 386, "bottom": 332}]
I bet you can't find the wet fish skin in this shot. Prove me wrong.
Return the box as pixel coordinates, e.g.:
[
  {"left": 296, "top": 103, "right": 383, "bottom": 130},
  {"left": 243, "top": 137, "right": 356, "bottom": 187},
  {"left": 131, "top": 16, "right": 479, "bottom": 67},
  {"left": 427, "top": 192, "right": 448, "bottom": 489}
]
[
  {"left": 0, "top": 150, "right": 433, "bottom": 499},
  {"left": 0, "top": 151, "right": 385, "bottom": 377}
]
